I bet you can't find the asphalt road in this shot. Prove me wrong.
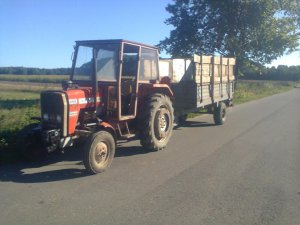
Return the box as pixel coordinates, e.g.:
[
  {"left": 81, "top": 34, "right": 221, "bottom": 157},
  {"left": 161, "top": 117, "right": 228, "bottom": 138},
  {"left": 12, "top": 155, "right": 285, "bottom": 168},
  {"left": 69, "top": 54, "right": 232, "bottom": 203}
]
[{"left": 1, "top": 88, "right": 300, "bottom": 225}]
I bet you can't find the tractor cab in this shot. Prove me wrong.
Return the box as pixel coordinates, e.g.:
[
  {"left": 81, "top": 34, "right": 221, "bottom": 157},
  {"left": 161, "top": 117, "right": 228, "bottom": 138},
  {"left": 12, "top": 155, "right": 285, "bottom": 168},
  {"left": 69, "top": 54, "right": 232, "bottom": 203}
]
[{"left": 69, "top": 39, "right": 160, "bottom": 121}]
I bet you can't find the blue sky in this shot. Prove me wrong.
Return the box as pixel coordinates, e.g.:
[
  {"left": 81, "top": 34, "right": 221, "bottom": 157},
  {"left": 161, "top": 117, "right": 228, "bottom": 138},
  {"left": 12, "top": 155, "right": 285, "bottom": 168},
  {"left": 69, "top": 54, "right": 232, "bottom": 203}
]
[
  {"left": 0, "top": 0, "right": 172, "bottom": 68},
  {"left": 0, "top": 0, "right": 299, "bottom": 68}
]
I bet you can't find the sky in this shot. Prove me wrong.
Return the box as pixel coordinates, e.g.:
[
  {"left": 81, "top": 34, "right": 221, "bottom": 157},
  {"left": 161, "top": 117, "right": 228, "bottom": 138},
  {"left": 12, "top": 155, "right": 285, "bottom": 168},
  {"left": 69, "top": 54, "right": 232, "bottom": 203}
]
[{"left": 0, "top": 0, "right": 299, "bottom": 68}]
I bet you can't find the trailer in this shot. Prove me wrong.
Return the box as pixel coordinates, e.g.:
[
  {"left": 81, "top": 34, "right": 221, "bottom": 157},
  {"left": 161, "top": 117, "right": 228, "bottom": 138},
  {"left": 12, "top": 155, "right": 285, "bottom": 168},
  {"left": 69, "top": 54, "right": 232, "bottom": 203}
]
[{"left": 160, "top": 55, "right": 235, "bottom": 124}]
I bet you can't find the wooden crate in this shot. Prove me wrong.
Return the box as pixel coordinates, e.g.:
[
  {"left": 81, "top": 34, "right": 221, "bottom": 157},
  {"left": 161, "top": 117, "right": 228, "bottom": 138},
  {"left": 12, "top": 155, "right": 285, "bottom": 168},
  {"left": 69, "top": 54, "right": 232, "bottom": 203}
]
[{"left": 159, "top": 54, "right": 235, "bottom": 84}]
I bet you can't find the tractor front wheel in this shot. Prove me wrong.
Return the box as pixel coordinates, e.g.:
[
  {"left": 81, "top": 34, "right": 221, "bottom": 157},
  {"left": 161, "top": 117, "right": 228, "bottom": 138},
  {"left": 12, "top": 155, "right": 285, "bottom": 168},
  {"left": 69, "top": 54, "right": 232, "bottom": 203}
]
[{"left": 83, "top": 131, "right": 115, "bottom": 174}]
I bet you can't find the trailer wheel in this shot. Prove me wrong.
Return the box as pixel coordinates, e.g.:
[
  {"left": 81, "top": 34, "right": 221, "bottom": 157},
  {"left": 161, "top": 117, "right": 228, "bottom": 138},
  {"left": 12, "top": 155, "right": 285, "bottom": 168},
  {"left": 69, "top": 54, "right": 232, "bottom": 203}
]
[
  {"left": 83, "top": 131, "right": 115, "bottom": 174},
  {"left": 213, "top": 102, "right": 226, "bottom": 125},
  {"left": 19, "top": 123, "right": 45, "bottom": 161},
  {"left": 139, "top": 94, "right": 174, "bottom": 151}
]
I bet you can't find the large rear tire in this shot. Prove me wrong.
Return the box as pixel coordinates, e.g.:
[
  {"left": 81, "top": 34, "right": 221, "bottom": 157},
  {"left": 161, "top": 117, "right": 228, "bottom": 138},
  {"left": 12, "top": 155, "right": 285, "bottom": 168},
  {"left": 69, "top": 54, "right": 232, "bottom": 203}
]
[
  {"left": 83, "top": 131, "right": 115, "bottom": 174},
  {"left": 139, "top": 94, "right": 174, "bottom": 151},
  {"left": 213, "top": 102, "right": 226, "bottom": 125}
]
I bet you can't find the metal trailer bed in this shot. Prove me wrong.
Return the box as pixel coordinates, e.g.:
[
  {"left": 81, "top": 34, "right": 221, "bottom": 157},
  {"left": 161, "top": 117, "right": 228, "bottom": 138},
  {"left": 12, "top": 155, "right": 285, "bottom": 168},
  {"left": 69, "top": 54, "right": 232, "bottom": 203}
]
[{"left": 159, "top": 55, "right": 235, "bottom": 117}]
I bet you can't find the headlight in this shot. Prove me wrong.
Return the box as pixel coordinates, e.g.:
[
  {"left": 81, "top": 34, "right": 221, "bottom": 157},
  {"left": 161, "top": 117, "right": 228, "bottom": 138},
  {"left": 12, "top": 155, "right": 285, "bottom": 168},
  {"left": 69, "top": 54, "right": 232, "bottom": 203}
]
[
  {"left": 56, "top": 115, "right": 62, "bottom": 123},
  {"left": 43, "top": 113, "right": 49, "bottom": 121}
]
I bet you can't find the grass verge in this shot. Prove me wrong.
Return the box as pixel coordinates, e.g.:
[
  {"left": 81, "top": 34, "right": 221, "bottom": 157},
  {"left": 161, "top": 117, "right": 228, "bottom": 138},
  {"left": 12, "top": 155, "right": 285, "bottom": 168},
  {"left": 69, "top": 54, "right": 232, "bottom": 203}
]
[
  {"left": 187, "top": 80, "right": 296, "bottom": 118},
  {"left": 0, "top": 74, "right": 68, "bottom": 83},
  {"left": 0, "top": 82, "right": 60, "bottom": 164},
  {"left": 233, "top": 80, "right": 295, "bottom": 104}
]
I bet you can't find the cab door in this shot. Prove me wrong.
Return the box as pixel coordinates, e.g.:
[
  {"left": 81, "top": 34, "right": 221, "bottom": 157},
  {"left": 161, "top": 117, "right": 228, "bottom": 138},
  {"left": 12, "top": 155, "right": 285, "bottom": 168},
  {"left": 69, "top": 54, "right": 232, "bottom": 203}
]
[{"left": 118, "top": 43, "right": 140, "bottom": 120}]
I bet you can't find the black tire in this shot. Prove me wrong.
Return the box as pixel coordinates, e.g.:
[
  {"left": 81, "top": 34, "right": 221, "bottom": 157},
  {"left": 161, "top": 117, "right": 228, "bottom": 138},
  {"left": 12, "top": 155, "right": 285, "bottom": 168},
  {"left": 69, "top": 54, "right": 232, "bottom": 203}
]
[
  {"left": 83, "top": 131, "right": 115, "bottom": 174},
  {"left": 139, "top": 94, "right": 174, "bottom": 151},
  {"left": 213, "top": 102, "right": 226, "bottom": 125},
  {"left": 19, "top": 123, "right": 45, "bottom": 161}
]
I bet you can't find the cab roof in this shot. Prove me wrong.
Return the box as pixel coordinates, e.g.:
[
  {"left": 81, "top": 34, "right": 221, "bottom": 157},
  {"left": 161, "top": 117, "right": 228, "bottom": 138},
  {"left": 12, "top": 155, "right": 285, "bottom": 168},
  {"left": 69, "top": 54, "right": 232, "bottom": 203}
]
[{"left": 75, "top": 39, "right": 159, "bottom": 50}]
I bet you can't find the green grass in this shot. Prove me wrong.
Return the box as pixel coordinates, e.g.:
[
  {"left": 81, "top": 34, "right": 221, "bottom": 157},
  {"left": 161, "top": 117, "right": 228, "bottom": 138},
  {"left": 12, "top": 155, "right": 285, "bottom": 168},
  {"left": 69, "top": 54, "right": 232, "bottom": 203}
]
[
  {"left": 0, "top": 82, "right": 60, "bottom": 164},
  {"left": 187, "top": 80, "right": 296, "bottom": 118},
  {"left": 0, "top": 79, "right": 297, "bottom": 164},
  {"left": 0, "top": 74, "right": 69, "bottom": 83},
  {"left": 233, "top": 80, "right": 295, "bottom": 104}
]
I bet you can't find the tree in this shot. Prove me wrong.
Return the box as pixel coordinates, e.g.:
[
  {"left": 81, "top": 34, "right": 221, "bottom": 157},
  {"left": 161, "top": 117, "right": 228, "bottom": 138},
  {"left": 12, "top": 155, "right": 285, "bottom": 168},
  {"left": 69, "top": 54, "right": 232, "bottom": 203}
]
[{"left": 159, "top": 0, "right": 300, "bottom": 74}]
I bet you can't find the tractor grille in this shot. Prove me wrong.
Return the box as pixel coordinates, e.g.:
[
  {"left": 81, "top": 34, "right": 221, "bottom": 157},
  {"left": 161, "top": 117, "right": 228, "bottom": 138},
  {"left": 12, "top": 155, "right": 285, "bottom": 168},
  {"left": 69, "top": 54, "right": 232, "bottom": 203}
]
[{"left": 41, "top": 91, "right": 68, "bottom": 137}]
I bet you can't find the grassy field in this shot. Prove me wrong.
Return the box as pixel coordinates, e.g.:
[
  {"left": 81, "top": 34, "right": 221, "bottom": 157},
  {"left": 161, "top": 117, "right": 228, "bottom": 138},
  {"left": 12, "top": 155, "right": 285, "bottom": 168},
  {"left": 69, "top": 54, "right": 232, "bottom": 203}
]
[
  {"left": 0, "top": 82, "right": 60, "bottom": 163},
  {"left": 234, "top": 80, "right": 295, "bottom": 104},
  {"left": 0, "top": 79, "right": 297, "bottom": 164},
  {"left": 0, "top": 74, "right": 69, "bottom": 83}
]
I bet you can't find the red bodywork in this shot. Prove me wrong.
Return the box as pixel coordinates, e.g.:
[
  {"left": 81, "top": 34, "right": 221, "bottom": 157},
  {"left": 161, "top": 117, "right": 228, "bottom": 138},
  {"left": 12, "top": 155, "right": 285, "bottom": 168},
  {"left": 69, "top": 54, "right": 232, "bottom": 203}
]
[
  {"left": 66, "top": 87, "right": 102, "bottom": 135},
  {"left": 64, "top": 81, "right": 173, "bottom": 136}
]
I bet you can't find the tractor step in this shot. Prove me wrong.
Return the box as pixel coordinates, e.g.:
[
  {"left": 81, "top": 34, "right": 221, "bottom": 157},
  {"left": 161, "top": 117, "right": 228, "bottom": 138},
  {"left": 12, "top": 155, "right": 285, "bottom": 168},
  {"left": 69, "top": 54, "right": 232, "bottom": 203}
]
[
  {"left": 119, "top": 133, "right": 136, "bottom": 140},
  {"left": 117, "top": 122, "right": 135, "bottom": 140}
]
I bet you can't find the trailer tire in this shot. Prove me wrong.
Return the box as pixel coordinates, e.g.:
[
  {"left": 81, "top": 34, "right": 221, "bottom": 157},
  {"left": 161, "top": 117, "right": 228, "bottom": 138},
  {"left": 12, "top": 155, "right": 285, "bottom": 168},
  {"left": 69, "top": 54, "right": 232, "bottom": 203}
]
[
  {"left": 139, "top": 94, "right": 174, "bottom": 151},
  {"left": 83, "top": 130, "right": 115, "bottom": 174},
  {"left": 213, "top": 102, "right": 226, "bottom": 125}
]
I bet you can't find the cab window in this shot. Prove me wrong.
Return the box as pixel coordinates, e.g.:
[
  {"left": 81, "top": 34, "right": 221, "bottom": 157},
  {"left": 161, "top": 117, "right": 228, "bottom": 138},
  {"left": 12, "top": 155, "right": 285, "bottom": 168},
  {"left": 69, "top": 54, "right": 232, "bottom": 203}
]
[
  {"left": 96, "top": 44, "right": 119, "bottom": 81},
  {"left": 121, "top": 44, "right": 139, "bottom": 78},
  {"left": 140, "top": 48, "right": 158, "bottom": 81}
]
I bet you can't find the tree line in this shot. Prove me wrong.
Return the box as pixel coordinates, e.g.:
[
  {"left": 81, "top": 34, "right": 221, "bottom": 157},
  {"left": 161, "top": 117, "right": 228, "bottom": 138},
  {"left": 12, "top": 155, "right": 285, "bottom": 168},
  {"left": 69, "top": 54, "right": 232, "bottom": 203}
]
[
  {"left": 160, "top": 0, "right": 300, "bottom": 79},
  {"left": 0, "top": 64, "right": 299, "bottom": 81},
  {"left": 242, "top": 65, "right": 300, "bottom": 81},
  {"left": 0, "top": 67, "right": 71, "bottom": 75}
]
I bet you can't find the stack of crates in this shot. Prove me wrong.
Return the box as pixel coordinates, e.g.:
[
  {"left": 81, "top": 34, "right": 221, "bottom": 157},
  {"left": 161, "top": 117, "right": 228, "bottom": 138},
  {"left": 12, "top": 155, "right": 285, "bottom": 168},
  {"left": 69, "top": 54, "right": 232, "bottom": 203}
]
[{"left": 159, "top": 54, "right": 235, "bottom": 115}]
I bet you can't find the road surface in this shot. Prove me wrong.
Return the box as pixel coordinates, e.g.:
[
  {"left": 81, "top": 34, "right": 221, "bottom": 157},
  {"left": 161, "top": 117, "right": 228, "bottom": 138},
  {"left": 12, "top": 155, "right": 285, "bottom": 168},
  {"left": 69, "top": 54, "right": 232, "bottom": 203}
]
[{"left": 1, "top": 88, "right": 300, "bottom": 225}]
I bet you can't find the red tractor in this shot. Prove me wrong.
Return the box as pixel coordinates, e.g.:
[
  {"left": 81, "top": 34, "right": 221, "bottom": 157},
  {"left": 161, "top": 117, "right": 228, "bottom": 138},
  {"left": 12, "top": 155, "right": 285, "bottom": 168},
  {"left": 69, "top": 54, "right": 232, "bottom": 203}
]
[{"left": 24, "top": 40, "right": 174, "bottom": 174}]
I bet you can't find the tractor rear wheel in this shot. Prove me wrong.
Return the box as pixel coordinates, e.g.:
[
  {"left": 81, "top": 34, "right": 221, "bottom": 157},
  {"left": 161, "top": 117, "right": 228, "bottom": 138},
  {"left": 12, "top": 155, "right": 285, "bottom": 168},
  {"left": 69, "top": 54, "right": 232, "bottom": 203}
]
[
  {"left": 213, "top": 102, "right": 227, "bottom": 125},
  {"left": 139, "top": 94, "right": 174, "bottom": 151},
  {"left": 83, "top": 131, "right": 115, "bottom": 174}
]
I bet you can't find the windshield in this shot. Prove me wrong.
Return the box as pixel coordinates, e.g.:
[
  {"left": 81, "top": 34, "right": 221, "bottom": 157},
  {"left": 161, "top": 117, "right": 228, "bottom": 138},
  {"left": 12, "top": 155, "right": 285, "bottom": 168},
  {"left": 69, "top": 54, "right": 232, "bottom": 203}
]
[
  {"left": 73, "top": 46, "right": 93, "bottom": 81},
  {"left": 73, "top": 44, "right": 119, "bottom": 82}
]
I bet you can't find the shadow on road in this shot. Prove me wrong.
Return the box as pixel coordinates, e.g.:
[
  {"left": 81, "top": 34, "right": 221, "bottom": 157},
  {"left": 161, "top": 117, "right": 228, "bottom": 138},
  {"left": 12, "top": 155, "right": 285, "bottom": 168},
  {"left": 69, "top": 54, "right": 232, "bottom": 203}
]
[
  {"left": 0, "top": 121, "right": 212, "bottom": 184},
  {"left": 115, "top": 145, "right": 152, "bottom": 157},
  {"left": 0, "top": 148, "right": 87, "bottom": 183},
  {"left": 174, "top": 121, "right": 215, "bottom": 129},
  {"left": 0, "top": 144, "right": 152, "bottom": 184}
]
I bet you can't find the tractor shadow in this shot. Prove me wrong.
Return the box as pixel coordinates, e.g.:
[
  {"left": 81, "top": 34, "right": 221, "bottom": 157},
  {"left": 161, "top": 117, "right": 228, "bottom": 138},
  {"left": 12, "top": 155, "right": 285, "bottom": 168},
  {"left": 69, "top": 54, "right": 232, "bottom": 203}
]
[
  {"left": 0, "top": 144, "right": 151, "bottom": 184},
  {"left": 0, "top": 148, "right": 87, "bottom": 184},
  {"left": 116, "top": 144, "right": 151, "bottom": 157},
  {"left": 174, "top": 120, "right": 215, "bottom": 129}
]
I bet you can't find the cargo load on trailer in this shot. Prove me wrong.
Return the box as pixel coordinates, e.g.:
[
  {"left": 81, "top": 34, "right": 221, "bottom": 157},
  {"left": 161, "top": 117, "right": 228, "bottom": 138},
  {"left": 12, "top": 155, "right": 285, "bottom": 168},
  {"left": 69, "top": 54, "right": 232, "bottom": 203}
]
[{"left": 159, "top": 55, "right": 235, "bottom": 120}]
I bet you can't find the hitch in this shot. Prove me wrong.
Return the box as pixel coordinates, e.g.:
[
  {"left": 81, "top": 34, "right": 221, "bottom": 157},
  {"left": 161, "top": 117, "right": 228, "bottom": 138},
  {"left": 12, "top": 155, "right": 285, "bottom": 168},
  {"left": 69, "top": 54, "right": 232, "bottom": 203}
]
[{"left": 42, "top": 129, "right": 61, "bottom": 153}]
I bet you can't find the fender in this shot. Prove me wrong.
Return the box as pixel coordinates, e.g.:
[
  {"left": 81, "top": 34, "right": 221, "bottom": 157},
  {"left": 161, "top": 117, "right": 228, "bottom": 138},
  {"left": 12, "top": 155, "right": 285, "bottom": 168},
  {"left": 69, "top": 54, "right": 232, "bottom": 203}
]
[
  {"left": 152, "top": 83, "right": 174, "bottom": 99},
  {"left": 98, "top": 121, "right": 117, "bottom": 141},
  {"left": 141, "top": 82, "right": 174, "bottom": 101}
]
